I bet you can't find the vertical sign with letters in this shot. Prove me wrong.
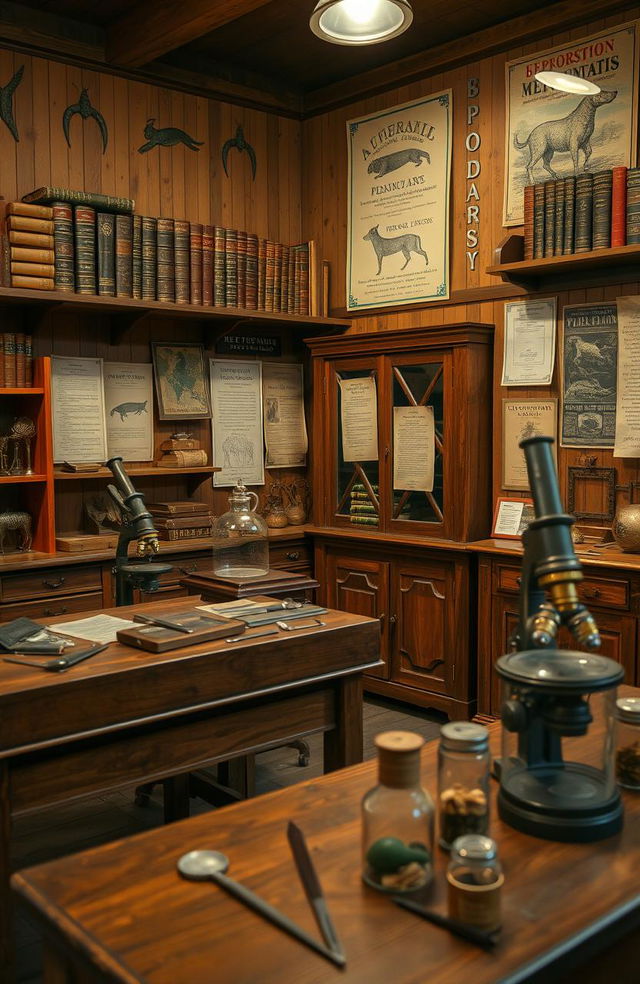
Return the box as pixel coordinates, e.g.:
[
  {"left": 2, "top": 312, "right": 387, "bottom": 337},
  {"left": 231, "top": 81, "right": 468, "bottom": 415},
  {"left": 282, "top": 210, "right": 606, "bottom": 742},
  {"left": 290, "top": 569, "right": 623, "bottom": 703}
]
[{"left": 466, "top": 77, "right": 481, "bottom": 272}]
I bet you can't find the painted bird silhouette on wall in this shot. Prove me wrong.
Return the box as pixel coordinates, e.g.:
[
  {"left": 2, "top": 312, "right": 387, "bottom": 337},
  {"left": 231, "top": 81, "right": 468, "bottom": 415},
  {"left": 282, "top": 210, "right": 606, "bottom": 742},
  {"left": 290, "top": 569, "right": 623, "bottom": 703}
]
[
  {"left": 0, "top": 65, "right": 24, "bottom": 142},
  {"left": 63, "top": 88, "right": 108, "bottom": 153},
  {"left": 222, "top": 126, "right": 257, "bottom": 180},
  {"left": 138, "top": 118, "right": 204, "bottom": 153}
]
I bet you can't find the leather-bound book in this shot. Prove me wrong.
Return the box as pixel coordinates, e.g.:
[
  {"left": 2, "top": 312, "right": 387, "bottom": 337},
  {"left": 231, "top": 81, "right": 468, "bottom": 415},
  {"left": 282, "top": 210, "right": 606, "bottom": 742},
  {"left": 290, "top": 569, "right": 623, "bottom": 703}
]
[
  {"left": 132, "top": 215, "right": 142, "bottom": 299},
  {"left": 6, "top": 202, "right": 53, "bottom": 220},
  {"left": 225, "top": 228, "right": 238, "bottom": 307},
  {"left": 7, "top": 215, "right": 54, "bottom": 235},
  {"left": 141, "top": 216, "right": 157, "bottom": 300},
  {"left": 543, "top": 181, "right": 556, "bottom": 257},
  {"left": 246, "top": 232, "right": 258, "bottom": 310},
  {"left": 280, "top": 244, "right": 289, "bottom": 313},
  {"left": 202, "top": 224, "right": 214, "bottom": 306},
  {"left": 293, "top": 247, "right": 301, "bottom": 314},
  {"left": 562, "top": 177, "right": 575, "bottom": 254},
  {"left": 574, "top": 174, "right": 594, "bottom": 252},
  {"left": 258, "top": 238, "right": 266, "bottom": 310},
  {"left": 533, "top": 184, "right": 545, "bottom": 259},
  {"left": 11, "top": 246, "right": 54, "bottom": 264},
  {"left": 299, "top": 243, "right": 310, "bottom": 316},
  {"left": 9, "top": 230, "right": 54, "bottom": 249},
  {"left": 553, "top": 179, "right": 565, "bottom": 256},
  {"left": 611, "top": 166, "right": 627, "bottom": 247},
  {"left": 236, "top": 230, "right": 247, "bottom": 308},
  {"left": 213, "top": 227, "right": 226, "bottom": 306},
  {"left": 97, "top": 213, "right": 116, "bottom": 297},
  {"left": 74, "top": 205, "right": 97, "bottom": 294},
  {"left": 173, "top": 219, "right": 190, "bottom": 305},
  {"left": 273, "top": 243, "right": 283, "bottom": 313},
  {"left": 115, "top": 214, "right": 133, "bottom": 297},
  {"left": 190, "top": 222, "right": 203, "bottom": 305},
  {"left": 23, "top": 187, "right": 134, "bottom": 213},
  {"left": 4, "top": 333, "right": 16, "bottom": 386},
  {"left": 11, "top": 274, "right": 54, "bottom": 290},
  {"left": 52, "top": 201, "right": 74, "bottom": 292},
  {"left": 14, "top": 332, "right": 25, "bottom": 386},
  {"left": 626, "top": 167, "right": 640, "bottom": 245},
  {"left": 11, "top": 262, "right": 54, "bottom": 277},
  {"left": 523, "top": 185, "right": 534, "bottom": 260},
  {"left": 265, "top": 240, "right": 275, "bottom": 312},
  {"left": 25, "top": 333, "right": 32, "bottom": 385},
  {"left": 592, "top": 170, "right": 612, "bottom": 250},
  {"left": 156, "top": 218, "right": 175, "bottom": 303}
]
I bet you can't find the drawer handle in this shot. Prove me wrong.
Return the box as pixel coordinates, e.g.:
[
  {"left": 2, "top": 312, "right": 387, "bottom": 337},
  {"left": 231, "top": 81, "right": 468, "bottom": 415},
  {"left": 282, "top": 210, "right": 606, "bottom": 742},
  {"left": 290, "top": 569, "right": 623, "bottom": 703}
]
[
  {"left": 389, "top": 614, "right": 397, "bottom": 625},
  {"left": 43, "top": 577, "right": 66, "bottom": 589},
  {"left": 179, "top": 563, "right": 197, "bottom": 575},
  {"left": 44, "top": 606, "right": 69, "bottom": 616},
  {"left": 286, "top": 551, "right": 300, "bottom": 561},
  {"left": 583, "top": 587, "right": 601, "bottom": 599},
  {"left": 516, "top": 577, "right": 521, "bottom": 586}
]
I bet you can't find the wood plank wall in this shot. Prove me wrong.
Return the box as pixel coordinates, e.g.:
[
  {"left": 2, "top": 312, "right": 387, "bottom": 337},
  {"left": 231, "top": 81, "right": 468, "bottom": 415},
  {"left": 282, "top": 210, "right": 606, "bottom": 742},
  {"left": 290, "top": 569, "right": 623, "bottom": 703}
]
[{"left": 302, "top": 7, "right": 640, "bottom": 524}]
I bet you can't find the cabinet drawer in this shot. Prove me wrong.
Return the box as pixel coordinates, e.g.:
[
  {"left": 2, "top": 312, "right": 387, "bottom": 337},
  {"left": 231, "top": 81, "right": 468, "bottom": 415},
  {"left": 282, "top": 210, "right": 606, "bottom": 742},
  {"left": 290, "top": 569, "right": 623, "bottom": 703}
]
[
  {"left": 0, "top": 591, "right": 103, "bottom": 622},
  {"left": 0, "top": 565, "right": 102, "bottom": 602},
  {"left": 495, "top": 565, "right": 629, "bottom": 611},
  {"left": 269, "top": 541, "right": 312, "bottom": 570}
]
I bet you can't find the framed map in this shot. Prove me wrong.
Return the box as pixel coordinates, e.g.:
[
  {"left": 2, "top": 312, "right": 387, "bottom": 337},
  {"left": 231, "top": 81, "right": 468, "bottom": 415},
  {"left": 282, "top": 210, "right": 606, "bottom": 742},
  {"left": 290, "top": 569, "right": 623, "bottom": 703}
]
[{"left": 152, "top": 343, "right": 212, "bottom": 420}]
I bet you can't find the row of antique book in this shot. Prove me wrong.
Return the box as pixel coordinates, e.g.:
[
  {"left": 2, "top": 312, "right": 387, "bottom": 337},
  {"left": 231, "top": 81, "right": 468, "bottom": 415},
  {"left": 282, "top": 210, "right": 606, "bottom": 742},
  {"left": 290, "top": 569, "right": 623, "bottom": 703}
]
[
  {"left": 0, "top": 331, "right": 33, "bottom": 387},
  {"left": 2, "top": 187, "right": 317, "bottom": 316},
  {"left": 147, "top": 500, "right": 214, "bottom": 542},
  {"left": 523, "top": 166, "right": 640, "bottom": 260}
]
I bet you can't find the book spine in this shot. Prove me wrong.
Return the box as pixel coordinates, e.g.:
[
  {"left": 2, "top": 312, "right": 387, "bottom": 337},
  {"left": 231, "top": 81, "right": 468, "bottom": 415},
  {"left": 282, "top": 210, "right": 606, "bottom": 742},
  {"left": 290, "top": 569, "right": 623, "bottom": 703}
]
[
  {"left": 159, "top": 449, "right": 208, "bottom": 467},
  {"left": 174, "top": 219, "right": 190, "bottom": 305},
  {"left": 287, "top": 243, "right": 295, "bottom": 313},
  {"left": 9, "top": 230, "right": 54, "bottom": 248},
  {"left": 141, "top": 217, "right": 157, "bottom": 300},
  {"left": 14, "top": 332, "right": 25, "bottom": 387},
  {"left": 592, "top": 169, "right": 612, "bottom": 250},
  {"left": 52, "top": 201, "right": 74, "bottom": 292},
  {"left": 611, "top": 166, "right": 627, "bottom": 247},
  {"left": 22, "top": 187, "right": 135, "bottom": 213},
  {"left": 11, "top": 275, "right": 55, "bottom": 289},
  {"left": 236, "top": 230, "right": 247, "bottom": 308},
  {"left": 7, "top": 215, "right": 54, "bottom": 235},
  {"left": 543, "top": 180, "right": 556, "bottom": 258},
  {"left": 132, "top": 214, "right": 142, "bottom": 299},
  {"left": 293, "top": 247, "right": 301, "bottom": 314},
  {"left": 115, "top": 214, "right": 133, "bottom": 297},
  {"left": 562, "top": 177, "right": 575, "bottom": 255},
  {"left": 4, "top": 333, "right": 15, "bottom": 386},
  {"left": 214, "top": 227, "right": 226, "bottom": 306},
  {"left": 11, "top": 262, "right": 54, "bottom": 276},
  {"left": 225, "top": 229, "right": 238, "bottom": 307},
  {"left": 246, "top": 233, "right": 258, "bottom": 311},
  {"left": 202, "top": 224, "right": 214, "bottom": 306},
  {"left": 533, "top": 184, "right": 545, "bottom": 259},
  {"left": 11, "top": 246, "right": 54, "bottom": 264},
  {"left": 258, "top": 238, "right": 266, "bottom": 311},
  {"left": 0, "top": 335, "right": 5, "bottom": 386},
  {"left": 523, "top": 186, "right": 534, "bottom": 260},
  {"left": 280, "top": 244, "right": 289, "bottom": 313},
  {"left": 6, "top": 202, "right": 53, "bottom": 219},
  {"left": 265, "top": 241, "right": 275, "bottom": 312},
  {"left": 74, "top": 206, "right": 97, "bottom": 294},
  {"left": 298, "top": 243, "right": 310, "bottom": 316},
  {"left": 273, "top": 243, "right": 283, "bottom": 313},
  {"left": 626, "top": 167, "right": 640, "bottom": 245},
  {"left": 553, "top": 179, "right": 565, "bottom": 256},
  {"left": 25, "top": 332, "right": 32, "bottom": 385},
  {"left": 156, "top": 218, "right": 175, "bottom": 303},
  {"left": 309, "top": 240, "right": 318, "bottom": 315},
  {"left": 97, "top": 212, "right": 116, "bottom": 297},
  {"left": 574, "top": 173, "right": 594, "bottom": 252},
  {"left": 189, "top": 222, "right": 203, "bottom": 305}
]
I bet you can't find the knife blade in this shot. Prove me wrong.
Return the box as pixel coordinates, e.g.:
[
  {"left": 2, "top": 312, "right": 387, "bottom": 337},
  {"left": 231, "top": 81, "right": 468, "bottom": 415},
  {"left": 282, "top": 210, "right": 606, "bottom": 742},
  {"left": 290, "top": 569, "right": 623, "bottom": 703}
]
[{"left": 287, "top": 820, "right": 345, "bottom": 962}]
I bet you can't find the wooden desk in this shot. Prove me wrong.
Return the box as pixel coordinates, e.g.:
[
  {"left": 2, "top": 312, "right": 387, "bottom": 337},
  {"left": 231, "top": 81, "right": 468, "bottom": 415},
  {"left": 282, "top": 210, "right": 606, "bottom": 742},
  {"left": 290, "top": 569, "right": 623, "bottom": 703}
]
[
  {"left": 12, "top": 703, "right": 640, "bottom": 984},
  {"left": 0, "top": 596, "right": 380, "bottom": 981}
]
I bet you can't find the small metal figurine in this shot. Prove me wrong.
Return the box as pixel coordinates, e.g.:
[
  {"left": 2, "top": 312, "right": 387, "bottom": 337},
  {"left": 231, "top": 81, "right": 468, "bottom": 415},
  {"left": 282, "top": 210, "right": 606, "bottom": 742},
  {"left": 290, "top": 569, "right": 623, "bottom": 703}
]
[
  {"left": 63, "top": 87, "right": 108, "bottom": 153},
  {"left": 222, "top": 126, "right": 257, "bottom": 180},
  {"left": 138, "top": 118, "right": 204, "bottom": 154},
  {"left": 9, "top": 416, "right": 36, "bottom": 475},
  {"left": 0, "top": 510, "right": 32, "bottom": 553},
  {"left": 0, "top": 64, "right": 24, "bottom": 142},
  {"left": 0, "top": 435, "right": 11, "bottom": 475}
]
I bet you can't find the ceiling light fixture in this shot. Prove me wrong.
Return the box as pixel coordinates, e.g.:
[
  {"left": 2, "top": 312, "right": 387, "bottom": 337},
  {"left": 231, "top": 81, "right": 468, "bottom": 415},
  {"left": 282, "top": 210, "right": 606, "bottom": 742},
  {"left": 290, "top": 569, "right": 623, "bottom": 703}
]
[
  {"left": 534, "top": 71, "right": 601, "bottom": 95},
  {"left": 310, "top": 0, "right": 413, "bottom": 46}
]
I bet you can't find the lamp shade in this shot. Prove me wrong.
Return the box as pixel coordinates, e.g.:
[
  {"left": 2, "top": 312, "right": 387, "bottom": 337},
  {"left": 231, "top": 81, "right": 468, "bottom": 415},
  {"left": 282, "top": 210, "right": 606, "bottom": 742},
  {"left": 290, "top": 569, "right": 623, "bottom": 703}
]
[
  {"left": 534, "top": 71, "right": 600, "bottom": 95},
  {"left": 310, "top": 0, "right": 413, "bottom": 45}
]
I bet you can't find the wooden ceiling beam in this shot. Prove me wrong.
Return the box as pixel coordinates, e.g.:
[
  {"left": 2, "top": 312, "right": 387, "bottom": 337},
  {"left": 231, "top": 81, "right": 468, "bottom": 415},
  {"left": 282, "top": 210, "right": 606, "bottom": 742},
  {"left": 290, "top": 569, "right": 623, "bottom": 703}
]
[
  {"left": 303, "top": 0, "right": 638, "bottom": 116},
  {"left": 107, "top": 0, "right": 275, "bottom": 68}
]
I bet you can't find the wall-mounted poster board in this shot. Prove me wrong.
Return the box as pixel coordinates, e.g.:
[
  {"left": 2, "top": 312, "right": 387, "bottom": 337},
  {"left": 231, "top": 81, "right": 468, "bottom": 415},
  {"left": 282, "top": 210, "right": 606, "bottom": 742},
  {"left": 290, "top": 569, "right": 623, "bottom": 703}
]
[{"left": 346, "top": 90, "right": 452, "bottom": 310}]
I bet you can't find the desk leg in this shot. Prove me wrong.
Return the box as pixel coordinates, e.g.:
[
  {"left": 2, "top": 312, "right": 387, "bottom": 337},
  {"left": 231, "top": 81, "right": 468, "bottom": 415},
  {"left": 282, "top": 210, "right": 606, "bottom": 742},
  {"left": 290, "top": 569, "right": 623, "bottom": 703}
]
[
  {"left": 0, "top": 761, "right": 14, "bottom": 982},
  {"left": 163, "top": 775, "right": 190, "bottom": 823},
  {"left": 323, "top": 674, "right": 363, "bottom": 772}
]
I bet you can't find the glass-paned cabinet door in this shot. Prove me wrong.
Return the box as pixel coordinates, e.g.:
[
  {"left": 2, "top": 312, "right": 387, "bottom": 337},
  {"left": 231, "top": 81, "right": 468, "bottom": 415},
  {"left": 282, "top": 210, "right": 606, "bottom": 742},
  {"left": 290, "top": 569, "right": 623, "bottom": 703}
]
[
  {"left": 333, "top": 363, "right": 381, "bottom": 530},
  {"left": 389, "top": 357, "right": 444, "bottom": 530}
]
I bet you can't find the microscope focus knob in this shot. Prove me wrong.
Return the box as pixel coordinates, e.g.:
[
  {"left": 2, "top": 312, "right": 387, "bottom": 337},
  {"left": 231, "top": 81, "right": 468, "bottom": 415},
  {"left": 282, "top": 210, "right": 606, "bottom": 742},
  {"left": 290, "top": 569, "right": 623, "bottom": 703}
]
[{"left": 501, "top": 699, "right": 528, "bottom": 733}]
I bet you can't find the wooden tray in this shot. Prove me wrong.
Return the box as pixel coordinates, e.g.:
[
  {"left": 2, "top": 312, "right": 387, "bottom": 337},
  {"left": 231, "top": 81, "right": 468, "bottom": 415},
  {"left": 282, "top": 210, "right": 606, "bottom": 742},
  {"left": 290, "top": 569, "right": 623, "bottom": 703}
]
[{"left": 116, "top": 611, "right": 245, "bottom": 652}]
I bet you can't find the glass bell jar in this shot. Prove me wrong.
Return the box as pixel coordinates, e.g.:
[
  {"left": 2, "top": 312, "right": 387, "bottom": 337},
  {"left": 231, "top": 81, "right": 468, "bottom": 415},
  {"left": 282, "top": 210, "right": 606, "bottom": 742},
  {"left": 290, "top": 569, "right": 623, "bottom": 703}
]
[
  {"left": 212, "top": 480, "right": 269, "bottom": 579},
  {"left": 496, "top": 648, "right": 624, "bottom": 842}
]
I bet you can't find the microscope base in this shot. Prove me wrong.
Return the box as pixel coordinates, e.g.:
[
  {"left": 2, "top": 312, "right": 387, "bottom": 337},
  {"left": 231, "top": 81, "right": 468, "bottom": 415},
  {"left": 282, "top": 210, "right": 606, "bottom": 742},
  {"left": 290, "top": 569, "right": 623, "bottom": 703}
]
[{"left": 498, "top": 779, "right": 623, "bottom": 843}]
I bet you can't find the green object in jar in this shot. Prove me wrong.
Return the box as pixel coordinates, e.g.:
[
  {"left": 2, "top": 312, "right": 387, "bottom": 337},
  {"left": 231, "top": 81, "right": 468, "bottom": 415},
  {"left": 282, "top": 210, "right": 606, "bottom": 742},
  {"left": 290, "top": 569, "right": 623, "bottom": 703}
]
[{"left": 366, "top": 837, "right": 431, "bottom": 874}]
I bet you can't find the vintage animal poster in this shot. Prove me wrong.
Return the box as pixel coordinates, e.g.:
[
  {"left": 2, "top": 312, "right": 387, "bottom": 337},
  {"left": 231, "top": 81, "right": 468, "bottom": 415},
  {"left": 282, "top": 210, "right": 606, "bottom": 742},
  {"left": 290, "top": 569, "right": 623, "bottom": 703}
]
[
  {"left": 104, "top": 363, "right": 153, "bottom": 462},
  {"left": 346, "top": 90, "right": 452, "bottom": 310},
  {"left": 561, "top": 303, "right": 618, "bottom": 448},
  {"left": 504, "top": 22, "right": 639, "bottom": 226},
  {"left": 210, "top": 360, "right": 264, "bottom": 488},
  {"left": 502, "top": 399, "right": 557, "bottom": 490}
]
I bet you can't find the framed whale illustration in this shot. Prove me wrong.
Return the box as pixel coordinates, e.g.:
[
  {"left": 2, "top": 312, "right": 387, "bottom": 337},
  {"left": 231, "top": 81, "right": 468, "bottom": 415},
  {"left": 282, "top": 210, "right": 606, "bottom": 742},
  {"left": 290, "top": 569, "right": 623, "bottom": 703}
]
[
  {"left": 504, "top": 21, "right": 639, "bottom": 226},
  {"left": 104, "top": 362, "right": 154, "bottom": 461},
  {"left": 346, "top": 90, "right": 452, "bottom": 311}
]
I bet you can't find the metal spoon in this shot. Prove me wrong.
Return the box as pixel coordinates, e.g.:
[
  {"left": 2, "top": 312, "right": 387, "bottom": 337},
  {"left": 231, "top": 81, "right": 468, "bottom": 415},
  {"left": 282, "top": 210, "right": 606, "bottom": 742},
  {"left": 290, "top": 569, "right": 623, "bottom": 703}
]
[
  {"left": 177, "top": 850, "right": 345, "bottom": 967},
  {"left": 276, "top": 619, "right": 325, "bottom": 632}
]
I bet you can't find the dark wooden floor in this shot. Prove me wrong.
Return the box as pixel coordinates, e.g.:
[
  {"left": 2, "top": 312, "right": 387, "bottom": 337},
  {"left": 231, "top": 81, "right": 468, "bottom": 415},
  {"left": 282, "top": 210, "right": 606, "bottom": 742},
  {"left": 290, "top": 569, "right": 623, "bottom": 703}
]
[{"left": 12, "top": 695, "right": 445, "bottom": 983}]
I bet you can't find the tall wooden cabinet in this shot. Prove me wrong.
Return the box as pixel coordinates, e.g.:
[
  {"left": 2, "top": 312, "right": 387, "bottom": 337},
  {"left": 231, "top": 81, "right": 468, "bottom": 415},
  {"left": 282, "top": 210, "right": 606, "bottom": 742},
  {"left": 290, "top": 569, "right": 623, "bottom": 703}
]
[{"left": 307, "top": 325, "right": 494, "bottom": 719}]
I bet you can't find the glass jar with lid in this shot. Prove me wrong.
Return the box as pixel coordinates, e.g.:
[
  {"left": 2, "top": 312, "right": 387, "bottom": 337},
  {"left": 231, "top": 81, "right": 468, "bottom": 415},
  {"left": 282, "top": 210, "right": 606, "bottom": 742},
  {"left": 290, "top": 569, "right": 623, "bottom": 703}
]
[
  {"left": 447, "top": 834, "right": 503, "bottom": 933},
  {"left": 212, "top": 480, "right": 269, "bottom": 579},
  {"left": 438, "top": 722, "right": 490, "bottom": 850},
  {"left": 616, "top": 696, "right": 640, "bottom": 791}
]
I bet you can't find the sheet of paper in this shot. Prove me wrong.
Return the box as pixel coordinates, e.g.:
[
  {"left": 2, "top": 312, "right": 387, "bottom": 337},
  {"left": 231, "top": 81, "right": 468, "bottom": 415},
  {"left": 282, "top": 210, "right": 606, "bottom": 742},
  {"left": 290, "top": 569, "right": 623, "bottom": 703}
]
[
  {"left": 339, "top": 376, "right": 378, "bottom": 462},
  {"left": 615, "top": 296, "right": 640, "bottom": 457},
  {"left": 104, "top": 362, "right": 154, "bottom": 461},
  {"left": 393, "top": 405, "right": 434, "bottom": 492},
  {"left": 262, "top": 363, "right": 308, "bottom": 468},
  {"left": 502, "top": 400, "right": 557, "bottom": 490},
  {"left": 47, "top": 614, "right": 139, "bottom": 643},
  {"left": 494, "top": 500, "right": 525, "bottom": 537},
  {"left": 210, "top": 359, "right": 265, "bottom": 487},
  {"left": 501, "top": 298, "right": 557, "bottom": 386},
  {"left": 561, "top": 303, "right": 617, "bottom": 448},
  {"left": 51, "top": 356, "right": 107, "bottom": 463}
]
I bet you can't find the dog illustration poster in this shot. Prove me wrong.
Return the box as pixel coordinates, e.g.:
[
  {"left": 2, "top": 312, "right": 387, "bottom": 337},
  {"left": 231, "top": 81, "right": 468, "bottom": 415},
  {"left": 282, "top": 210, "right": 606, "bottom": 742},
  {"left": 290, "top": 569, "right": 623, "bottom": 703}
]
[
  {"left": 504, "top": 22, "right": 638, "bottom": 226},
  {"left": 561, "top": 303, "right": 618, "bottom": 448},
  {"left": 104, "top": 362, "right": 153, "bottom": 462},
  {"left": 346, "top": 90, "right": 452, "bottom": 310}
]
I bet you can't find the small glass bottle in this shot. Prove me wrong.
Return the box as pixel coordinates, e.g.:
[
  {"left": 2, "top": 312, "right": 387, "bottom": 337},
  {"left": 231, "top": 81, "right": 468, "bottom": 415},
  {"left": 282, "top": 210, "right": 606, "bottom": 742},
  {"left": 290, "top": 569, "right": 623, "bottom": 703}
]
[
  {"left": 447, "top": 835, "right": 503, "bottom": 933},
  {"left": 362, "top": 731, "right": 435, "bottom": 893},
  {"left": 212, "top": 480, "right": 269, "bottom": 578},
  {"left": 616, "top": 696, "right": 640, "bottom": 791},
  {"left": 438, "top": 721, "right": 490, "bottom": 850}
]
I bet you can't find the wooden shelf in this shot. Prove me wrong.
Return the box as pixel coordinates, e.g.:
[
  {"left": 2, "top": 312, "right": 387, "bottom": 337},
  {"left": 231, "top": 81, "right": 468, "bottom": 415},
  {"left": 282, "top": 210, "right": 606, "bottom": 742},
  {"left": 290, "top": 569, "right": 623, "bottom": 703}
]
[
  {"left": 0, "top": 387, "right": 44, "bottom": 395},
  {"left": 54, "top": 466, "right": 220, "bottom": 481},
  {"left": 487, "top": 235, "right": 640, "bottom": 290},
  {"left": 0, "top": 473, "right": 47, "bottom": 484}
]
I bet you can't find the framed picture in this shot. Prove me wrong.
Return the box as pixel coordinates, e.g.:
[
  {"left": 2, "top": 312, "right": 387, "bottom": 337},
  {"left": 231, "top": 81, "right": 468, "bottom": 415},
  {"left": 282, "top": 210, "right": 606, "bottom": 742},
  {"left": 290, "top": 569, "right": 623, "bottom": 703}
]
[
  {"left": 492, "top": 497, "right": 534, "bottom": 539},
  {"left": 152, "top": 343, "right": 212, "bottom": 420},
  {"left": 502, "top": 399, "right": 558, "bottom": 490},
  {"left": 503, "top": 21, "right": 639, "bottom": 226}
]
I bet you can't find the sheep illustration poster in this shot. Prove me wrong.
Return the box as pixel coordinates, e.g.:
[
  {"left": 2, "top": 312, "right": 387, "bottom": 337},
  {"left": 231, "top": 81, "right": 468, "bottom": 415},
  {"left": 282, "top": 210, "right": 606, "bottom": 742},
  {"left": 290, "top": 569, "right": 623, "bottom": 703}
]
[
  {"left": 504, "top": 22, "right": 639, "bottom": 227},
  {"left": 346, "top": 90, "right": 452, "bottom": 310},
  {"left": 561, "top": 303, "right": 618, "bottom": 448}
]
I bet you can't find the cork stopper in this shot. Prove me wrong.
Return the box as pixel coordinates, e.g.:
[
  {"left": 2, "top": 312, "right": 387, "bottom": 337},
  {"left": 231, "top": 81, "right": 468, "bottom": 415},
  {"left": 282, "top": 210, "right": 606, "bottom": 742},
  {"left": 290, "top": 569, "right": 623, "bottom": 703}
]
[{"left": 375, "top": 731, "right": 424, "bottom": 788}]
